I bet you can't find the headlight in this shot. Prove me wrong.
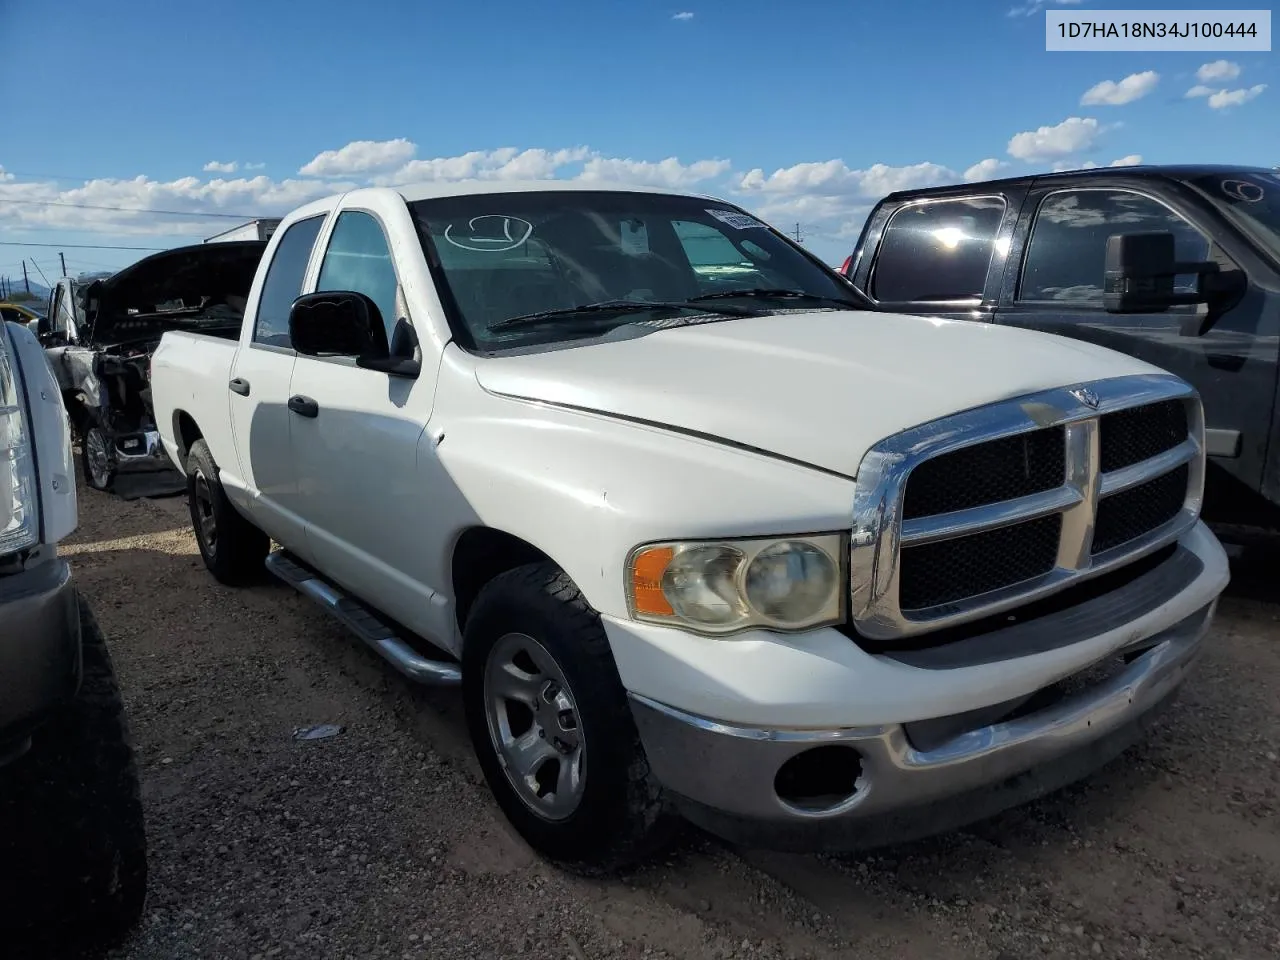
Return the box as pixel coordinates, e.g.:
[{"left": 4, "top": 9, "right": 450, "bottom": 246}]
[
  {"left": 626, "top": 534, "right": 846, "bottom": 635},
  {"left": 0, "top": 326, "right": 38, "bottom": 556}
]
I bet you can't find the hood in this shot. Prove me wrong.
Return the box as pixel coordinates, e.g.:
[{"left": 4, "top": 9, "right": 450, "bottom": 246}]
[
  {"left": 84, "top": 240, "right": 266, "bottom": 345},
  {"left": 473, "top": 310, "right": 1162, "bottom": 477}
]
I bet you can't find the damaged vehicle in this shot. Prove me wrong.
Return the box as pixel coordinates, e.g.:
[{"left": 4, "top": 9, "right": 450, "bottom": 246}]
[{"left": 40, "top": 242, "right": 266, "bottom": 492}]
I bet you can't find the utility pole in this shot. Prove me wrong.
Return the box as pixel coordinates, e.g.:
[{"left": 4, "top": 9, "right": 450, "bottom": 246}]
[
  {"left": 791, "top": 222, "right": 805, "bottom": 244},
  {"left": 59, "top": 251, "right": 68, "bottom": 276},
  {"left": 22, "top": 260, "right": 30, "bottom": 294}
]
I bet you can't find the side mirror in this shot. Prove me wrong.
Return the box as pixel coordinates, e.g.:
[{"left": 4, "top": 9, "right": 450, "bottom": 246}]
[
  {"left": 289, "top": 288, "right": 389, "bottom": 360},
  {"left": 288, "top": 291, "right": 420, "bottom": 377},
  {"left": 1103, "top": 231, "right": 1217, "bottom": 315}
]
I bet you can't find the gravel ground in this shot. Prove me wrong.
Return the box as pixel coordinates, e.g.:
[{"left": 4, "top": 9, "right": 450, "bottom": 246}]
[{"left": 56, "top": 473, "right": 1280, "bottom": 960}]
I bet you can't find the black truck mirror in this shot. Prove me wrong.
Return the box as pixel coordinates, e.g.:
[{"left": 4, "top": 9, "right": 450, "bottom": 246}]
[
  {"left": 288, "top": 291, "right": 419, "bottom": 378},
  {"left": 1103, "top": 231, "right": 1218, "bottom": 320},
  {"left": 289, "top": 291, "right": 389, "bottom": 359}
]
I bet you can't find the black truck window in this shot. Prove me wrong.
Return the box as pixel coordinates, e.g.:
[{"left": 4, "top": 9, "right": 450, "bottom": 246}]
[
  {"left": 1019, "top": 190, "right": 1209, "bottom": 303},
  {"left": 252, "top": 215, "right": 326, "bottom": 348},
  {"left": 871, "top": 197, "right": 1005, "bottom": 303},
  {"left": 316, "top": 211, "right": 401, "bottom": 342}
]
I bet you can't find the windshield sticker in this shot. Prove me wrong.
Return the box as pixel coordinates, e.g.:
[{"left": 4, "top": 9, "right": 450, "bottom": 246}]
[
  {"left": 1221, "top": 179, "right": 1265, "bottom": 203},
  {"left": 442, "top": 215, "right": 534, "bottom": 252},
  {"left": 620, "top": 219, "right": 650, "bottom": 255},
  {"left": 706, "top": 208, "right": 767, "bottom": 230}
]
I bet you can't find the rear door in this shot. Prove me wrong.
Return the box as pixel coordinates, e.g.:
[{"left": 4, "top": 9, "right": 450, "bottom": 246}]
[
  {"left": 992, "top": 179, "right": 1273, "bottom": 501},
  {"left": 847, "top": 191, "right": 1024, "bottom": 323},
  {"left": 223, "top": 212, "right": 328, "bottom": 553}
]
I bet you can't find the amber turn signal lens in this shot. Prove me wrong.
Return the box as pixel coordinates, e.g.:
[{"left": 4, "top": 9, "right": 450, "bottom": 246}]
[{"left": 630, "top": 546, "right": 675, "bottom": 616}]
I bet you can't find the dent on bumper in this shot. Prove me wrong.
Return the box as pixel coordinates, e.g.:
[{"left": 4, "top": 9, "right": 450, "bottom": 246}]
[
  {"left": 113, "top": 429, "right": 174, "bottom": 475},
  {"left": 0, "top": 557, "right": 81, "bottom": 750},
  {"left": 630, "top": 594, "right": 1217, "bottom": 852}
]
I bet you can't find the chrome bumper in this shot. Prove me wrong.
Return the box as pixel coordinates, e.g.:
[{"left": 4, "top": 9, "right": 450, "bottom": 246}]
[
  {"left": 630, "top": 598, "right": 1215, "bottom": 852},
  {"left": 112, "top": 429, "right": 173, "bottom": 475}
]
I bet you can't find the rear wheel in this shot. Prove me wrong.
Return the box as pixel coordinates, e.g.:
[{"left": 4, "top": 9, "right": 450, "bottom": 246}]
[
  {"left": 462, "top": 562, "right": 674, "bottom": 873},
  {"left": 0, "top": 597, "right": 148, "bottom": 954},
  {"left": 186, "top": 438, "right": 269, "bottom": 585}
]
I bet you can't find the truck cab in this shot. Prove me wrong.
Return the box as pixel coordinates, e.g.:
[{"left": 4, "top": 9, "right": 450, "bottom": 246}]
[{"left": 840, "top": 164, "right": 1280, "bottom": 530}]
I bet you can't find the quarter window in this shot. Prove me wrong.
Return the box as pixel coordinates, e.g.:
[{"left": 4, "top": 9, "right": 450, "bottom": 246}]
[
  {"left": 252, "top": 215, "right": 325, "bottom": 348},
  {"left": 871, "top": 197, "right": 1006, "bottom": 303},
  {"left": 316, "top": 211, "right": 402, "bottom": 341},
  {"left": 1019, "top": 190, "right": 1210, "bottom": 303}
]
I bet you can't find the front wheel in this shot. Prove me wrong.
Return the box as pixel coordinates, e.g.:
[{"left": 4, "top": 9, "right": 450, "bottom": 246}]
[
  {"left": 186, "top": 438, "right": 269, "bottom": 586},
  {"left": 462, "top": 562, "right": 674, "bottom": 873},
  {"left": 81, "top": 422, "right": 117, "bottom": 492}
]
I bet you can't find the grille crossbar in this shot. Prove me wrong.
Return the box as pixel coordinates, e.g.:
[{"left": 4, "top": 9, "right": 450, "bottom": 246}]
[{"left": 849, "top": 374, "right": 1204, "bottom": 641}]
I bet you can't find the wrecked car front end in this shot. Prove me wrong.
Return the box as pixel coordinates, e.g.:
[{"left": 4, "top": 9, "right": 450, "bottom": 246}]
[{"left": 42, "top": 241, "right": 265, "bottom": 492}]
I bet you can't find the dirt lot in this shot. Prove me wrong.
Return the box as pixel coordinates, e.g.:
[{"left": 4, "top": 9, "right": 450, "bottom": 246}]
[{"left": 62, "top": 477, "right": 1280, "bottom": 960}]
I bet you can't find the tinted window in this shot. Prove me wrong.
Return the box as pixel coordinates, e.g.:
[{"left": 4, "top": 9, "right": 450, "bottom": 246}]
[
  {"left": 871, "top": 197, "right": 1005, "bottom": 302},
  {"left": 1020, "top": 190, "right": 1210, "bottom": 303},
  {"left": 316, "top": 211, "right": 400, "bottom": 341},
  {"left": 1190, "top": 171, "right": 1280, "bottom": 251},
  {"left": 253, "top": 215, "right": 325, "bottom": 347}
]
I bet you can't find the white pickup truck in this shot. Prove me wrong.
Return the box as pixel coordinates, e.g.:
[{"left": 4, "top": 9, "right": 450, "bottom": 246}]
[{"left": 150, "top": 181, "right": 1230, "bottom": 869}]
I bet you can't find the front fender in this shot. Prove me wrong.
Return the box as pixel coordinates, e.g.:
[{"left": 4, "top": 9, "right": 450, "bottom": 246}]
[{"left": 422, "top": 360, "right": 857, "bottom": 620}]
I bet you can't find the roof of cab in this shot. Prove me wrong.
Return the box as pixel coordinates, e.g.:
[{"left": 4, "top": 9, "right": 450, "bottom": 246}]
[
  {"left": 880, "top": 163, "right": 1280, "bottom": 204},
  {"left": 394, "top": 179, "right": 718, "bottom": 203}
]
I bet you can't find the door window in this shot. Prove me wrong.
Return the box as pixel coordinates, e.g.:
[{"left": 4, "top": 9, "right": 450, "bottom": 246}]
[
  {"left": 316, "top": 211, "right": 400, "bottom": 341},
  {"left": 871, "top": 197, "right": 1006, "bottom": 303},
  {"left": 1019, "top": 190, "right": 1210, "bottom": 303},
  {"left": 252, "top": 215, "right": 325, "bottom": 348}
]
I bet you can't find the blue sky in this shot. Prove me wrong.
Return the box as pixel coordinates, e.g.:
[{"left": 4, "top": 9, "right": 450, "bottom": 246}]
[{"left": 1, "top": 0, "right": 1275, "bottom": 285}]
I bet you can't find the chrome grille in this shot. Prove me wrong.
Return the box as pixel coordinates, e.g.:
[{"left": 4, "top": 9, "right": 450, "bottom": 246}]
[{"left": 849, "top": 374, "right": 1204, "bottom": 641}]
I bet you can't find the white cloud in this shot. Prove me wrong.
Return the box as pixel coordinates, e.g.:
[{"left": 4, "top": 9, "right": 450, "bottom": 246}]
[
  {"left": 1208, "top": 84, "right": 1267, "bottom": 109},
  {"left": 1081, "top": 71, "right": 1159, "bottom": 106},
  {"left": 1185, "top": 85, "right": 1216, "bottom": 98},
  {"left": 578, "top": 156, "right": 730, "bottom": 187},
  {"left": 672, "top": 11, "right": 694, "bottom": 20},
  {"left": 299, "top": 138, "right": 416, "bottom": 177},
  {"left": 1197, "top": 60, "right": 1241, "bottom": 83},
  {"left": 1007, "top": 0, "right": 1081, "bottom": 17},
  {"left": 738, "top": 159, "right": 955, "bottom": 197},
  {"left": 963, "top": 158, "right": 1008, "bottom": 182},
  {"left": 202, "top": 160, "right": 239, "bottom": 174},
  {"left": 375, "top": 146, "right": 597, "bottom": 185},
  {"left": 243, "top": 162, "right": 266, "bottom": 171},
  {"left": 1007, "top": 116, "right": 1102, "bottom": 162},
  {"left": 1110, "top": 154, "right": 1143, "bottom": 166},
  {"left": 0, "top": 166, "right": 13, "bottom": 183}
]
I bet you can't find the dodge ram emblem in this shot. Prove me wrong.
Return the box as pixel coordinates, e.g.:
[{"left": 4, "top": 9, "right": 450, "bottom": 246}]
[{"left": 1069, "top": 386, "right": 1100, "bottom": 409}]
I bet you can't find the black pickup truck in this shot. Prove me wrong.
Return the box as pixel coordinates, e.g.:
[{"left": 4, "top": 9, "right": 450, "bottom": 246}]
[{"left": 839, "top": 164, "right": 1280, "bottom": 531}]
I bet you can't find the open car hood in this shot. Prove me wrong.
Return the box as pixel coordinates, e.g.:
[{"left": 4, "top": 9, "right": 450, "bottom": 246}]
[{"left": 84, "top": 240, "right": 267, "bottom": 345}]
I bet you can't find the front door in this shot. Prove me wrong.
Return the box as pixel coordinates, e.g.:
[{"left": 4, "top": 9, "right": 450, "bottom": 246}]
[
  {"left": 285, "top": 206, "right": 441, "bottom": 636},
  {"left": 993, "top": 184, "right": 1273, "bottom": 502}
]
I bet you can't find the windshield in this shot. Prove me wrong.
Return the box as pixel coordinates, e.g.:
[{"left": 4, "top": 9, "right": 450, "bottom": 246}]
[
  {"left": 1189, "top": 170, "right": 1280, "bottom": 255},
  {"left": 408, "top": 190, "right": 861, "bottom": 350}
]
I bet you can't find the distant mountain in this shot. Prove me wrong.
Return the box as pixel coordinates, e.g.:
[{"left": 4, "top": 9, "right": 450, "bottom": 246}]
[{"left": 0, "top": 280, "right": 50, "bottom": 304}]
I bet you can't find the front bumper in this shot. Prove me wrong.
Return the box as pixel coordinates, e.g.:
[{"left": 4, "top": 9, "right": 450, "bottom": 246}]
[
  {"left": 111, "top": 429, "right": 174, "bottom": 476},
  {"left": 618, "top": 523, "right": 1229, "bottom": 853},
  {"left": 0, "top": 554, "right": 81, "bottom": 764}
]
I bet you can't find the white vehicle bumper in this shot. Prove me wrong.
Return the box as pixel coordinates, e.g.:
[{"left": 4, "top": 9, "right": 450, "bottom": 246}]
[{"left": 602, "top": 521, "right": 1228, "bottom": 852}]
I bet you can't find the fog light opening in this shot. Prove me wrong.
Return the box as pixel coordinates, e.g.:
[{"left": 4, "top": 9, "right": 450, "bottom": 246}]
[{"left": 774, "top": 745, "right": 864, "bottom": 813}]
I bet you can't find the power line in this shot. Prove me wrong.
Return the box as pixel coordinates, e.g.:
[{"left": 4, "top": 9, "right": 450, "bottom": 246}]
[
  {"left": 0, "top": 241, "right": 170, "bottom": 251},
  {"left": 0, "top": 197, "right": 259, "bottom": 219}
]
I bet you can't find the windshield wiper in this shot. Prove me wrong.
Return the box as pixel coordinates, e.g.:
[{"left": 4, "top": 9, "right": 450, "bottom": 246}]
[
  {"left": 489, "top": 298, "right": 759, "bottom": 332},
  {"left": 689, "top": 288, "right": 861, "bottom": 310}
]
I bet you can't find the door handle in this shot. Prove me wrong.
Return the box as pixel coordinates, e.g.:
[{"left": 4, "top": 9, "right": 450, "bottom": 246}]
[
  {"left": 229, "top": 377, "right": 251, "bottom": 396},
  {"left": 288, "top": 395, "right": 319, "bottom": 418}
]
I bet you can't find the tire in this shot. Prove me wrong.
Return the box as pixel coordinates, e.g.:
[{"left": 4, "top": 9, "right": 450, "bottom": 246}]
[
  {"left": 186, "top": 438, "right": 270, "bottom": 586},
  {"left": 0, "top": 597, "right": 147, "bottom": 955},
  {"left": 81, "top": 421, "right": 117, "bottom": 492},
  {"left": 462, "top": 562, "right": 675, "bottom": 873}
]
